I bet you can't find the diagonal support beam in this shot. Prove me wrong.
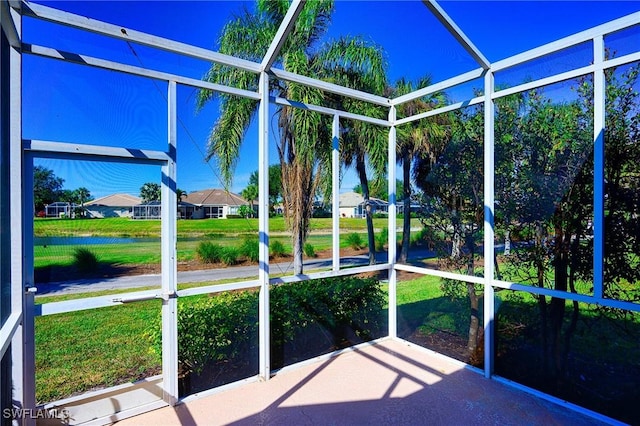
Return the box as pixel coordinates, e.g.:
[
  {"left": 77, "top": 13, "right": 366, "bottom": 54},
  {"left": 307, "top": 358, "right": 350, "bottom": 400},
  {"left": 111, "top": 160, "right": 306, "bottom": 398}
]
[
  {"left": 261, "top": 0, "right": 305, "bottom": 72},
  {"left": 1, "top": 0, "right": 20, "bottom": 48},
  {"left": 423, "top": 0, "right": 490, "bottom": 70}
]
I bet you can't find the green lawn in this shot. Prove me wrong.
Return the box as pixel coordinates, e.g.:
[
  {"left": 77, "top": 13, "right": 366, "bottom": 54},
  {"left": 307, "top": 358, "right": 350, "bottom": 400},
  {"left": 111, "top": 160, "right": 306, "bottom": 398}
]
[
  {"left": 35, "top": 300, "right": 162, "bottom": 404},
  {"left": 34, "top": 216, "right": 405, "bottom": 237},
  {"left": 33, "top": 217, "right": 411, "bottom": 270}
]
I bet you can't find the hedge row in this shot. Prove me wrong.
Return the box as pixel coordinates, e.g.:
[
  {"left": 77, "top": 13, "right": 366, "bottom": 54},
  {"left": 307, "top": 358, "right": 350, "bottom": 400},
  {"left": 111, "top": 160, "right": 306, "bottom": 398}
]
[{"left": 147, "top": 276, "right": 386, "bottom": 376}]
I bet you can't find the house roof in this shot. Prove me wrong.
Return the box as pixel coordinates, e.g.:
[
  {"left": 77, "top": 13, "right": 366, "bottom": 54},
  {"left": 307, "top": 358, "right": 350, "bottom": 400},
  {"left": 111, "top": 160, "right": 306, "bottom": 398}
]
[
  {"left": 339, "top": 192, "right": 388, "bottom": 208},
  {"left": 86, "top": 193, "right": 142, "bottom": 207},
  {"left": 182, "top": 189, "right": 247, "bottom": 206}
]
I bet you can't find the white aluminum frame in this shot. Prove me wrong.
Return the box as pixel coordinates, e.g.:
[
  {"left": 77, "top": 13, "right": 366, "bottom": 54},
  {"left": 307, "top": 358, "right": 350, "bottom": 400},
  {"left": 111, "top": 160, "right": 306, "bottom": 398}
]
[{"left": 2, "top": 0, "right": 639, "bottom": 423}]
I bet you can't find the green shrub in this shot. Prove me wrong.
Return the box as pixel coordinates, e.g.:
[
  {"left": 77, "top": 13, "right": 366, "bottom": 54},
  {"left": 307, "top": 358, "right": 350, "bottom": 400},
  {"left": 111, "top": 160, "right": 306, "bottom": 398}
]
[
  {"left": 270, "top": 277, "right": 386, "bottom": 353},
  {"left": 312, "top": 209, "right": 331, "bottom": 218},
  {"left": 147, "top": 277, "right": 385, "bottom": 376},
  {"left": 346, "top": 232, "right": 364, "bottom": 250},
  {"left": 147, "top": 290, "right": 259, "bottom": 375},
  {"left": 375, "top": 227, "right": 388, "bottom": 251},
  {"left": 73, "top": 247, "right": 99, "bottom": 273},
  {"left": 303, "top": 243, "right": 316, "bottom": 258},
  {"left": 270, "top": 240, "right": 286, "bottom": 257},
  {"left": 220, "top": 246, "right": 240, "bottom": 265},
  {"left": 240, "top": 237, "right": 259, "bottom": 262},
  {"left": 196, "top": 241, "right": 223, "bottom": 263}
]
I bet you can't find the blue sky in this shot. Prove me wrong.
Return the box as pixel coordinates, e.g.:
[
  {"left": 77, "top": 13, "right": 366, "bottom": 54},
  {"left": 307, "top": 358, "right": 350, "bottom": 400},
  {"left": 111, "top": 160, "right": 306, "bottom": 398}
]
[{"left": 23, "top": 0, "right": 640, "bottom": 199}]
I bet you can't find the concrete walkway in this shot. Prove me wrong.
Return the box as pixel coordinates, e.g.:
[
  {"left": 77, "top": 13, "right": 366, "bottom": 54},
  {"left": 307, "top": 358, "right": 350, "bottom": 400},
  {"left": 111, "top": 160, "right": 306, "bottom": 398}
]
[
  {"left": 35, "top": 252, "right": 396, "bottom": 296},
  {"left": 116, "top": 339, "right": 608, "bottom": 426}
]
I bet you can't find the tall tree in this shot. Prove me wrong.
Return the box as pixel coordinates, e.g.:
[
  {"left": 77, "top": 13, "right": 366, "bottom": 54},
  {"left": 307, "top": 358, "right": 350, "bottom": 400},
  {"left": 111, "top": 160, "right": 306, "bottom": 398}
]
[
  {"left": 139, "top": 182, "right": 161, "bottom": 203},
  {"left": 416, "top": 104, "right": 484, "bottom": 355},
  {"left": 197, "top": 0, "right": 386, "bottom": 274},
  {"left": 72, "top": 187, "right": 92, "bottom": 217},
  {"left": 33, "top": 165, "right": 64, "bottom": 212},
  {"left": 393, "top": 76, "right": 449, "bottom": 262},
  {"left": 353, "top": 178, "right": 401, "bottom": 201},
  {"left": 246, "top": 164, "right": 283, "bottom": 213},
  {"left": 241, "top": 183, "right": 259, "bottom": 208},
  {"left": 339, "top": 104, "right": 388, "bottom": 264}
]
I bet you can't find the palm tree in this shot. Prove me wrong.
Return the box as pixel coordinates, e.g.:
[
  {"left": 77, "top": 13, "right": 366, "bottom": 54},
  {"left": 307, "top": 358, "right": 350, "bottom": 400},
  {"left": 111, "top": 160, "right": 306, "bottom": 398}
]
[
  {"left": 341, "top": 108, "right": 388, "bottom": 265},
  {"left": 393, "top": 76, "right": 449, "bottom": 262},
  {"left": 197, "top": 0, "right": 386, "bottom": 274}
]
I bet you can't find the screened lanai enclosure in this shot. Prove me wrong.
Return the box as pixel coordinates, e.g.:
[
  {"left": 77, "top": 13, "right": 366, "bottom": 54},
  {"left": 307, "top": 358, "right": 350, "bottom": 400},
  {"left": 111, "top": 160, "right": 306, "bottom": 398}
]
[{"left": 1, "top": 0, "right": 640, "bottom": 424}]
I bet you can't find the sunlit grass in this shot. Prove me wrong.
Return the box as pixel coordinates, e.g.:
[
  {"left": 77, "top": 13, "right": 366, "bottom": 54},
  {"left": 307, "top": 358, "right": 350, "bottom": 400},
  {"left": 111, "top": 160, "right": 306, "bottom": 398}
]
[
  {"left": 34, "top": 217, "right": 409, "bottom": 237},
  {"left": 35, "top": 300, "right": 162, "bottom": 404}
]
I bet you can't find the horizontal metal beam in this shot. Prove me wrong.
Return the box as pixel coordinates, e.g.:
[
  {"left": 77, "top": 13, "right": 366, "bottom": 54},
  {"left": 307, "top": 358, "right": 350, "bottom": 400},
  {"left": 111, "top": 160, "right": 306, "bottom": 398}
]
[
  {"left": 493, "top": 64, "right": 595, "bottom": 100},
  {"left": 272, "top": 96, "right": 390, "bottom": 127},
  {"left": 492, "top": 10, "right": 640, "bottom": 72},
  {"left": 269, "top": 263, "right": 390, "bottom": 285},
  {"left": 604, "top": 50, "right": 640, "bottom": 71},
  {"left": 21, "top": 0, "right": 262, "bottom": 73},
  {"left": 24, "top": 140, "right": 171, "bottom": 164},
  {"left": 391, "top": 68, "right": 485, "bottom": 107},
  {"left": 270, "top": 68, "right": 391, "bottom": 107},
  {"left": 177, "top": 280, "right": 260, "bottom": 298},
  {"left": 491, "top": 51, "right": 640, "bottom": 102},
  {"left": 36, "top": 290, "right": 160, "bottom": 316},
  {"left": 394, "top": 95, "right": 484, "bottom": 126},
  {"left": 24, "top": 43, "right": 261, "bottom": 100},
  {"left": 0, "top": 312, "right": 22, "bottom": 359},
  {"left": 492, "top": 280, "right": 640, "bottom": 313},
  {"left": 394, "top": 263, "right": 485, "bottom": 285},
  {"left": 423, "top": 0, "right": 490, "bottom": 70}
]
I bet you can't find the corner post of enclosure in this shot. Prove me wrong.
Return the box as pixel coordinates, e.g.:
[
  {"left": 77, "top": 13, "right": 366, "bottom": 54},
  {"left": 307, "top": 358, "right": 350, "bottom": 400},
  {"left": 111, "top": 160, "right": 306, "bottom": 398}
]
[
  {"left": 332, "top": 114, "right": 340, "bottom": 271},
  {"left": 483, "top": 69, "right": 495, "bottom": 378},
  {"left": 592, "top": 35, "right": 605, "bottom": 300},
  {"left": 258, "top": 71, "right": 270, "bottom": 380},
  {"left": 7, "top": 1, "right": 37, "bottom": 420},
  {"left": 161, "top": 80, "right": 178, "bottom": 405},
  {"left": 387, "top": 106, "right": 397, "bottom": 338}
]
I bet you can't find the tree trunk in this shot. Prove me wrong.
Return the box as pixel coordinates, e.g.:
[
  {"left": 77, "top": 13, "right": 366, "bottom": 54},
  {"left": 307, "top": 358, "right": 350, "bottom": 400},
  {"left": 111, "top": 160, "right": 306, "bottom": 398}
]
[
  {"left": 504, "top": 229, "right": 511, "bottom": 256},
  {"left": 465, "top": 233, "right": 480, "bottom": 355},
  {"left": 549, "top": 209, "right": 568, "bottom": 386},
  {"left": 535, "top": 221, "right": 549, "bottom": 375},
  {"left": 356, "top": 158, "right": 376, "bottom": 265},
  {"left": 467, "top": 283, "right": 480, "bottom": 353},
  {"left": 293, "top": 229, "right": 304, "bottom": 275},
  {"left": 399, "top": 155, "right": 412, "bottom": 262}
]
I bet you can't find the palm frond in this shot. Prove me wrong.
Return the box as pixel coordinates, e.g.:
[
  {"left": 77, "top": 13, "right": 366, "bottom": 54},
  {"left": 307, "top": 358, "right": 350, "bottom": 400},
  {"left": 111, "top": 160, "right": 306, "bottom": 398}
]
[
  {"left": 206, "top": 95, "right": 259, "bottom": 188},
  {"left": 315, "top": 36, "right": 387, "bottom": 95}
]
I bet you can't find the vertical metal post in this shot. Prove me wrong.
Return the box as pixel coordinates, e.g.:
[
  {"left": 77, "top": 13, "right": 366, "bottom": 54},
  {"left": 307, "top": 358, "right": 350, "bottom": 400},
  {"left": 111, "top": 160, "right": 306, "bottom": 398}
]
[
  {"left": 161, "top": 80, "right": 178, "bottom": 405},
  {"left": 258, "top": 72, "right": 270, "bottom": 380},
  {"left": 332, "top": 114, "right": 340, "bottom": 271},
  {"left": 387, "top": 106, "right": 397, "bottom": 339},
  {"left": 592, "top": 35, "right": 605, "bottom": 300},
  {"left": 483, "top": 69, "right": 495, "bottom": 378},
  {"left": 0, "top": 3, "right": 11, "bottom": 415},
  {"left": 8, "top": 3, "right": 37, "bottom": 423}
]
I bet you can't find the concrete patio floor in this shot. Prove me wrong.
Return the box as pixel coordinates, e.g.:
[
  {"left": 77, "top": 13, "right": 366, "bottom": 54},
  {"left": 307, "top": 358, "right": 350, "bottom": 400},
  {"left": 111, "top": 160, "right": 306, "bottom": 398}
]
[{"left": 116, "top": 339, "right": 609, "bottom": 425}]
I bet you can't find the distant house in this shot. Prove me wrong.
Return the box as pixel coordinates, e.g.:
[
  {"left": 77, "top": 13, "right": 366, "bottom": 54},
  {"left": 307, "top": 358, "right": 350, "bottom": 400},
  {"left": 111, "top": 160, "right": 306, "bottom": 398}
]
[
  {"left": 133, "top": 201, "right": 162, "bottom": 220},
  {"left": 44, "top": 202, "right": 79, "bottom": 218},
  {"left": 339, "top": 192, "right": 388, "bottom": 218},
  {"left": 85, "top": 194, "right": 142, "bottom": 218},
  {"left": 181, "top": 189, "right": 247, "bottom": 219}
]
